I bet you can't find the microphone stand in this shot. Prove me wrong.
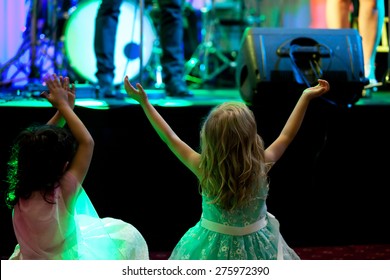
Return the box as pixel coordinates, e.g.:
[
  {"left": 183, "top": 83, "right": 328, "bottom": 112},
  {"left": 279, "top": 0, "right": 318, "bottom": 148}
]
[
  {"left": 28, "top": 0, "right": 40, "bottom": 81},
  {"left": 139, "top": 0, "right": 144, "bottom": 85},
  {"left": 385, "top": 3, "right": 390, "bottom": 86}
]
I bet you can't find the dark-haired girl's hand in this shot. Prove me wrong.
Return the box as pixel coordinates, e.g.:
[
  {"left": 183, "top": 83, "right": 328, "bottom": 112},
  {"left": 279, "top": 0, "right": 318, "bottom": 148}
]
[
  {"left": 41, "top": 74, "right": 70, "bottom": 109},
  {"left": 59, "top": 75, "right": 76, "bottom": 109}
]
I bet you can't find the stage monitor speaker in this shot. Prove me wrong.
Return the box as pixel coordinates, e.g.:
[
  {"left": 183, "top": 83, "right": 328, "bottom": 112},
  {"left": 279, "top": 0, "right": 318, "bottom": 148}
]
[{"left": 236, "top": 28, "right": 368, "bottom": 108}]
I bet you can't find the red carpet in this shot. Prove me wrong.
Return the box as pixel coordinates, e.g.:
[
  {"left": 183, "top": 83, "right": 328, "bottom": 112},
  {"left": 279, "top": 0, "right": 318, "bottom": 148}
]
[
  {"left": 294, "top": 244, "right": 390, "bottom": 260},
  {"left": 2, "top": 244, "right": 389, "bottom": 260},
  {"left": 149, "top": 244, "right": 390, "bottom": 260}
]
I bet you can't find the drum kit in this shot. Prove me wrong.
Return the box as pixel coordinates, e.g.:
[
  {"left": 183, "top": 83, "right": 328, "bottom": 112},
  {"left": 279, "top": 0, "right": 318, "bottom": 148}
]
[{"left": 0, "top": 0, "right": 257, "bottom": 90}]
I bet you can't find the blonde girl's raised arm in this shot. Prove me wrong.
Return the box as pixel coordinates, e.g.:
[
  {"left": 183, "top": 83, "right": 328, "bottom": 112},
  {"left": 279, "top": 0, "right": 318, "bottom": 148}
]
[
  {"left": 124, "top": 77, "right": 201, "bottom": 177},
  {"left": 265, "top": 79, "right": 330, "bottom": 163}
]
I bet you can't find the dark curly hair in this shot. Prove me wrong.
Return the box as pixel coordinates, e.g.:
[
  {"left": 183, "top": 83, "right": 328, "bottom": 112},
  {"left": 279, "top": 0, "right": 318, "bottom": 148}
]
[{"left": 5, "top": 124, "right": 76, "bottom": 209}]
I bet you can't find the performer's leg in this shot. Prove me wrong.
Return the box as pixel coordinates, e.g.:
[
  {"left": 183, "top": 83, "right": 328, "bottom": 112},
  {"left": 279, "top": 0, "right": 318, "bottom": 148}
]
[
  {"left": 158, "top": 0, "right": 192, "bottom": 96},
  {"left": 325, "top": 0, "right": 352, "bottom": 28},
  {"left": 94, "top": 0, "right": 122, "bottom": 97},
  {"left": 358, "top": 0, "right": 385, "bottom": 82}
]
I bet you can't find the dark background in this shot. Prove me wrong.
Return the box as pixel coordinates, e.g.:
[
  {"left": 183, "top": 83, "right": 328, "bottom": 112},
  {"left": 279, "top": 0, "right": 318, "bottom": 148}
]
[{"left": 1, "top": 96, "right": 390, "bottom": 258}]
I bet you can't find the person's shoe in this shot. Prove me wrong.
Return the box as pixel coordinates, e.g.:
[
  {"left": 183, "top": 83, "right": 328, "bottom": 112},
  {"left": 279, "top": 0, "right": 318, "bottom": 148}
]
[
  {"left": 165, "top": 81, "right": 193, "bottom": 98},
  {"left": 362, "top": 78, "right": 383, "bottom": 98},
  {"left": 113, "top": 91, "right": 126, "bottom": 100},
  {"left": 96, "top": 73, "right": 115, "bottom": 98},
  {"left": 364, "top": 78, "right": 382, "bottom": 92},
  {"left": 96, "top": 84, "right": 114, "bottom": 99},
  {"left": 104, "top": 89, "right": 116, "bottom": 98},
  {"left": 98, "top": 85, "right": 126, "bottom": 99}
]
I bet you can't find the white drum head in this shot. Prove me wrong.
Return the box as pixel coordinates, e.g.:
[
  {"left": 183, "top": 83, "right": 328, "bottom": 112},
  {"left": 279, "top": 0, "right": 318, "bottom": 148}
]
[{"left": 64, "top": 0, "right": 157, "bottom": 85}]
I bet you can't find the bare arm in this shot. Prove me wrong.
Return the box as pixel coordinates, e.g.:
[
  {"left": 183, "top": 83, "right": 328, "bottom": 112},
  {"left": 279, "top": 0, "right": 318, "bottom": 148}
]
[
  {"left": 265, "top": 79, "right": 330, "bottom": 163},
  {"left": 46, "top": 76, "right": 76, "bottom": 127},
  {"left": 124, "top": 76, "right": 201, "bottom": 176},
  {"left": 42, "top": 74, "right": 94, "bottom": 185}
]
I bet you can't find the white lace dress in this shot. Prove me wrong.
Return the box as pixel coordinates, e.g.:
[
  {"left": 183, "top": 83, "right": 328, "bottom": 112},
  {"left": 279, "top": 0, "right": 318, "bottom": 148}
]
[{"left": 169, "top": 183, "right": 300, "bottom": 260}]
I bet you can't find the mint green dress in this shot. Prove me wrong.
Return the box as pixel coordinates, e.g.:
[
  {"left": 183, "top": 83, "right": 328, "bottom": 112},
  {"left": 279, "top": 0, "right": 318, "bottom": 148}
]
[{"left": 169, "top": 183, "right": 300, "bottom": 260}]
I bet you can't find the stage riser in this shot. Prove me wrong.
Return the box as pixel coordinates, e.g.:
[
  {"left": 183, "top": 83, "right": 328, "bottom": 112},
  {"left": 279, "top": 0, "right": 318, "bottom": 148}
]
[{"left": 0, "top": 103, "right": 389, "bottom": 257}]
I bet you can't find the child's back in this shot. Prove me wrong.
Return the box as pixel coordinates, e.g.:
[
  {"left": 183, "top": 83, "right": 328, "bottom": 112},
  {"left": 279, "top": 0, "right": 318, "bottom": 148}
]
[{"left": 10, "top": 171, "right": 149, "bottom": 260}]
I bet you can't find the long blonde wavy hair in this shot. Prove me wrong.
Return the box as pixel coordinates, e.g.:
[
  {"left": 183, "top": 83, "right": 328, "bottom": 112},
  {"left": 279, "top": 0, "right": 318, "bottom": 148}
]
[{"left": 199, "top": 101, "right": 269, "bottom": 210}]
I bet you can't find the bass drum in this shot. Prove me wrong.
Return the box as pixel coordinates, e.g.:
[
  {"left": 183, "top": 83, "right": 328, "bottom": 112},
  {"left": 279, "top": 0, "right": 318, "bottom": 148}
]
[{"left": 64, "top": 0, "right": 157, "bottom": 85}]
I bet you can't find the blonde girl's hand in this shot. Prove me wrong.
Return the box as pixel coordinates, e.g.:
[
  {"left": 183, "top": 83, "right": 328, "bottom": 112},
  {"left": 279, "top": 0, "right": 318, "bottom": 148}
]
[
  {"left": 303, "top": 79, "right": 330, "bottom": 99},
  {"left": 124, "top": 75, "right": 148, "bottom": 104}
]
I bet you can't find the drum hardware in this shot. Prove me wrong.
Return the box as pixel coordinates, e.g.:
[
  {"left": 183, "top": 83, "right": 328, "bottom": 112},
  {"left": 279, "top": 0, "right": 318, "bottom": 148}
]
[
  {"left": 184, "top": 0, "right": 240, "bottom": 86},
  {"left": 0, "top": 0, "right": 69, "bottom": 90},
  {"left": 144, "top": 1, "right": 202, "bottom": 89},
  {"left": 144, "top": 40, "right": 164, "bottom": 88},
  {"left": 138, "top": 0, "right": 164, "bottom": 87}
]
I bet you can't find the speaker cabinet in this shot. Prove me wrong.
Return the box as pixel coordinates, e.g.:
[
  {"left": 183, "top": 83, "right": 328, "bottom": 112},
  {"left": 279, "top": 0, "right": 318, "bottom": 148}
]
[{"left": 236, "top": 28, "right": 368, "bottom": 108}]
